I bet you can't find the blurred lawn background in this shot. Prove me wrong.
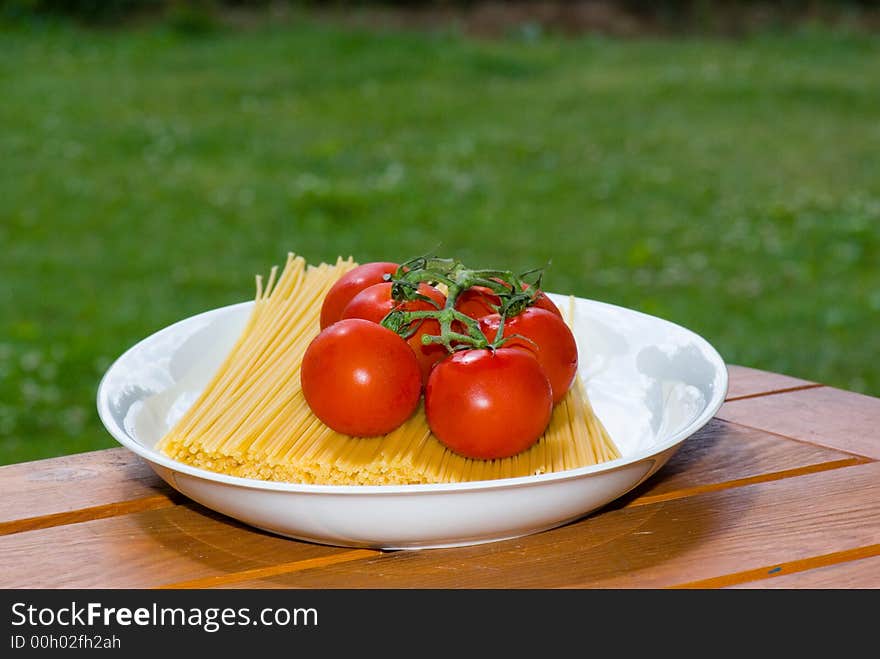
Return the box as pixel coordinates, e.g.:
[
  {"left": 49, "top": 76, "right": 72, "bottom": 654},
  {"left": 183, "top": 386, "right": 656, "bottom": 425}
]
[{"left": 1, "top": 2, "right": 879, "bottom": 465}]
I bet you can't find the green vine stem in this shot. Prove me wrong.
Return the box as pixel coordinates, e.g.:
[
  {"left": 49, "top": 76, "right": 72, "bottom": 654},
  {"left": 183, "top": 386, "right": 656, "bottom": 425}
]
[{"left": 380, "top": 254, "right": 547, "bottom": 353}]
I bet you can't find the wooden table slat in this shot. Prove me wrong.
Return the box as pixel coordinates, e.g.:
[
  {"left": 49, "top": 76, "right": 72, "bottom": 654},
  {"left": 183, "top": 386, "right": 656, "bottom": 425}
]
[
  {"left": 724, "top": 365, "right": 819, "bottom": 401},
  {"left": 727, "top": 553, "right": 880, "bottom": 589},
  {"left": 0, "top": 503, "right": 373, "bottom": 589},
  {"left": 625, "top": 417, "right": 866, "bottom": 506},
  {"left": 718, "top": 386, "right": 880, "bottom": 459},
  {"left": 0, "top": 448, "right": 178, "bottom": 535}
]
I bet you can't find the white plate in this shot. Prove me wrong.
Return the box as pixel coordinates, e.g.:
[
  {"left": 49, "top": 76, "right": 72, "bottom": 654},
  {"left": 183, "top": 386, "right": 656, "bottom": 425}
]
[{"left": 97, "top": 294, "right": 727, "bottom": 550}]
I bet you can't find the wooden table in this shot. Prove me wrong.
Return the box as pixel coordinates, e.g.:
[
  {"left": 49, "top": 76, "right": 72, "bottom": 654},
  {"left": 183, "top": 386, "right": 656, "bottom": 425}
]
[{"left": 2, "top": 365, "right": 878, "bottom": 589}]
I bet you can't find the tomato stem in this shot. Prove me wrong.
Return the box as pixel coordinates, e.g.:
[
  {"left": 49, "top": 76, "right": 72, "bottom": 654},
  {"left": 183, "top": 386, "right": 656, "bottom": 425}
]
[{"left": 381, "top": 255, "right": 548, "bottom": 353}]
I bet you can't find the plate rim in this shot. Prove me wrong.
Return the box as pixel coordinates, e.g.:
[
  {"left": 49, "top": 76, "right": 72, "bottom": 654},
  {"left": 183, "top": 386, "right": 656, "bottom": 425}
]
[{"left": 96, "top": 294, "right": 728, "bottom": 496}]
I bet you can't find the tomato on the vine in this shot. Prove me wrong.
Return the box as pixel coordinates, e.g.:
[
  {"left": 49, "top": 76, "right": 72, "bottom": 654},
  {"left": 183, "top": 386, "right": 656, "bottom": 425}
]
[
  {"left": 402, "top": 316, "right": 448, "bottom": 385},
  {"left": 319, "top": 262, "right": 399, "bottom": 330},
  {"left": 300, "top": 318, "right": 421, "bottom": 437},
  {"left": 529, "top": 290, "right": 562, "bottom": 317},
  {"left": 455, "top": 282, "right": 562, "bottom": 320},
  {"left": 424, "top": 348, "right": 553, "bottom": 459},
  {"left": 341, "top": 282, "right": 447, "bottom": 384},
  {"left": 454, "top": 285, "right": 500, "bottom": 320},
  {"left": 480, "top": 307, "right": 578, "bottom": 404},
  {"left": 340, "top": 282, "right": 445, "bottom": 325},
  {"left": 307, "top": 254, "right": 574, "bottom": 455}
]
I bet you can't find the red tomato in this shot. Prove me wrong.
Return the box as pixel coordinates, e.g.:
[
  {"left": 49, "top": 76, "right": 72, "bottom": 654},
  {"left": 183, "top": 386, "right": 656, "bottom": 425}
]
[
  {"left": 530, "top": 290, "right": 562, "bottom": 317},
  {"left": 319, "top": 262, "right": 399, "bottom": 329},
  {"left": 340, "top": 282, "right": 444, "bottom": 324},
  {"left": 455, "top": 282, "right": 561, "bottom": 320},
  {"left": 402, "top": 316, "right": 448, "bottom": 386},
  {"left": 454, "top": 285, "right": 501, "bottom": 320},
  {"left": 424, "top": 348, "right": 553, "bottom": 459},
  {"left": 341, "top": 282, "right": 447, "bottom": 384},
  {"left": 480, "top": 307, "right": 578, "bottom": 404},
  {"left": 300, "top": 319, "right": 421, "bottom": 437}
]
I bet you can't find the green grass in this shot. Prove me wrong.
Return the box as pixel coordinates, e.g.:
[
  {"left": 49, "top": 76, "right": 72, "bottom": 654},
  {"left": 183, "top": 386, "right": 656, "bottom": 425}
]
[{"left": 1, "top": 18, "right": 878, "bottom": 465}]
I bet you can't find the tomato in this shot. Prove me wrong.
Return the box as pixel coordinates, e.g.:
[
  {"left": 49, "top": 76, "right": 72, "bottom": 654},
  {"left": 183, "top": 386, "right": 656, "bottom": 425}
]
[
  {"left": 319, "top": 262, "right": 399, "bottom": 329},
  {"left": 424, "top": 348, "right": 553, "bottom": 459},
  {"left": 340, "top": 282, "right": 444, "bottom": 324},
  {"left": 454, "top": 285, "right": 501, "bottom": 320},
  {"left": 530, "top": 290, "right": 562, "bottom": 317},
  {"left": 300, "top": 319, "right": 421, "bottom": 437},
  {"left": 402, "top": 316, "right": 448, "bottom": 386},
  {"left": 480, "top": 307, "right": 578, "bottom": 404},
  {"left": 341, "top": 282, "right": 447, "bottom": 384},
  {"left": 455, "top": 282, "right": 561, "bottom": 320}
]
